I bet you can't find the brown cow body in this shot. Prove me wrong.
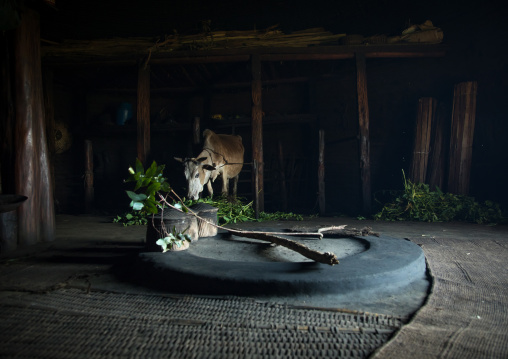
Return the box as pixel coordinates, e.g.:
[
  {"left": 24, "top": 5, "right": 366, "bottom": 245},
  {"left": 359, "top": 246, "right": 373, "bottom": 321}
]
[{"left": 175, "top": 129, "right": 244, "bottom": 200}]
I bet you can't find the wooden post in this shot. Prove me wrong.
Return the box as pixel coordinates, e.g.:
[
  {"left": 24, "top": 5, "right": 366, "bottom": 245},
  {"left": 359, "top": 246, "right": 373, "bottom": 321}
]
[
  {"left": 14, "top": 8, "right": 55, "bottom": 245},
  {"left": 318, "top": 129, "right": 326, "bottom": 215},
  {"left": 355, "top": 52, "right": 371, "bottom": 213},
  {"left": 448, "top": 81, "right": 477, "bottom": 195},
  {"left": 251, "top": 54, "right": 264, "bottom": 217},
  {"left": 43, "top": 68, "right": 56, "bottom": 195},
  {"left": 137, "top": 63, "right": 150, "bottom": 165},
  {"left": 410, "top": 98, "right": 436, "bottom": 183},
  {"left": 192, "top": 116, "right": 201, "bottom": 145},
  {"left": 84, "top": 140, "right": 94, "bottom": 213},
  {"left": 427, "top": 102, "right": 448, "bottom": 190},
  {"left": 278, "top": 141, "right": 288, "bottom": 211}
]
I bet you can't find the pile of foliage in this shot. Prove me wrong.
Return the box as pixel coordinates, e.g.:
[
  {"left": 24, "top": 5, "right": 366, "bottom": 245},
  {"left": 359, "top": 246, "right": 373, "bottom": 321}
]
[
  {"left": 181, "top": 196, "right": 303, "bottom": 226},
  {"left": 114, "top": 159, "right": 303, "bottom": 227},
  {"left": 374, "top": 171, "right": 504, "bottom": 224}
]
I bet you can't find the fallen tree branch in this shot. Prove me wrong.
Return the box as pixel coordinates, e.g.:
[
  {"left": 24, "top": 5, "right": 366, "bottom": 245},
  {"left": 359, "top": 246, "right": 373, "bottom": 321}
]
[
  {"left": 290, "top": 225, "right": 380, "bottom": 237},
  {"left": 158, "top": 192, "right": 339, "bottom": 266}
]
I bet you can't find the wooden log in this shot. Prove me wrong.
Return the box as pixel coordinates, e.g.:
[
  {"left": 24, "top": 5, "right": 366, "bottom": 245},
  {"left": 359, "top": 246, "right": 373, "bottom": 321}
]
[
  {"left": 0, "top": 33, "right": 15, "bottom": 194},
  {"left": 410, "top": 98, "right": 436, "bottom": 183},
  {"left": 137, "top": 63, "right": 150, "bottom": 165},
  {"left": 84, "top": 140, "right": 94, "bottom": 213},
  {"left": 448, "top": 81, "right": 477, "bottom": 195},
  {"left": 355, "top": 52, "right": 371, "bottom": 213},
  {"left": 251, "top": 54, "right": 264, "bottom": 217},
  {"left": 318, "top": 129, "right": 326, "bottom": 215},
  {"left": 278, "top": 141, "right": 288, "bottom": 211},
  {"left": 426, "top": 102, "right": 448, "bottom": 190},
  {"left": 14, "top": 8, "right": 55, "bottom": 245},
  {"left": 43, "top": 68, "right": 56, "bottom": 196}
]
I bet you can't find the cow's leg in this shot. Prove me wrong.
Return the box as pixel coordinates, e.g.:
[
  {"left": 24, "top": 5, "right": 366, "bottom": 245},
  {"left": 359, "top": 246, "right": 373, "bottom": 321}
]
[
  {"left": 221, "top": 175, "right": 229, "bottom": 197},
  {"left": 232, "top": 175, "right": 239, "bottom": 198},
  {"left": 206, "top": 181, "right": 214, "bottom": 198}
]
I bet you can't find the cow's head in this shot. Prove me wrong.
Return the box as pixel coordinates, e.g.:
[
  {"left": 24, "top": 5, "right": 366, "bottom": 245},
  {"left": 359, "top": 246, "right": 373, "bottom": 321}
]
[{"left": 174, "top": 157, "right": 216, "bottom": 200}]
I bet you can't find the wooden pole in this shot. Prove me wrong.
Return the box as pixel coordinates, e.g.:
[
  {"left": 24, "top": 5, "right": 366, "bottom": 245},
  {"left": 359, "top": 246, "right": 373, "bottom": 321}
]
[
  {"left": 192, "top": 116, "right": 201, "bottom": 145},
  {"left": 318, "top": 129, "right": 326, "bottom": 215},
  {"left": 278, "top": 141, "right": 288, "bottom": 211},
  {"left": 43, "top": 68, "right": 56, "bottom": 196},
  {"left": 251, "top": 54, "right": 264, "bottom": 216},
  {"left": 137, "top": 63, "right": 150, "bottom": 165},
  {"left": 84, "top": 140, "right": 94, "bottom": 213},
  {"left": 355, "top": 52, "right": 371, "bottom": 213},
  {"left": 427, "top": 102, "right": 448, "bottom": 190},
  {"left": 14, "top": 8, "right": 55, "bottom": 245},
  {"left": 448, "top": 81, "right": 477, "bottom": 195},
  {"left": 410, "top": 98, "right": 436, "bottom": 183}
]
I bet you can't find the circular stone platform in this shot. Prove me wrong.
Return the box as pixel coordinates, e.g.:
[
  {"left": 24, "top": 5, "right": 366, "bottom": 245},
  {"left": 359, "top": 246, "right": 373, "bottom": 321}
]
[{"left": 135, "top": 231, "right": 426, "bottom": 296}]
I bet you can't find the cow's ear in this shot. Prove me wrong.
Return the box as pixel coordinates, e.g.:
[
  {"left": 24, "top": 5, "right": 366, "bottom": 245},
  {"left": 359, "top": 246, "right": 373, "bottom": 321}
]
[
  {"left": 202, "top": 164, "right": 216, "bottom": 171},
  {"left": 174, "top": 157, "right": 183, "bottom": 163},
  {"left": 196, "top": 157, "right": 207, "bottom": 163}
]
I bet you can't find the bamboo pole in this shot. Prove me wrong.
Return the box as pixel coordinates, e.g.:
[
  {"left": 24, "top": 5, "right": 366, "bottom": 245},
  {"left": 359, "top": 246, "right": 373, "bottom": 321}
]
[{"left": 427, "top": 102, "right": 448, "bottom": 190}]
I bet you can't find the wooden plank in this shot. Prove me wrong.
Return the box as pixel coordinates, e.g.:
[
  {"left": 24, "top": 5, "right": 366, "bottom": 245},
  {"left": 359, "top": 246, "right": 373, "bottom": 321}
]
[
  {"left": 410, "top": 98, "right": 436, "bottom": 183},
  {"left": 355, "top": 52, "right": 371, "bottom": 213},
  {"left": 448, "top": 81, "right": 477, "bottom": 195},
  {"left": 251, "top": 54, "right": 264, "bottom": 217},
  {"left": 427, "top": 102, "right": 448, "bottom": 190},
  {"left": 14, "top": 8, "right": 55, "bottom": 246},
  {"left": 136, "top": 63, "right": 151, "bottom": 165},
  {"left": 318, "top": 129, "right": 326, "bottom": 215}
]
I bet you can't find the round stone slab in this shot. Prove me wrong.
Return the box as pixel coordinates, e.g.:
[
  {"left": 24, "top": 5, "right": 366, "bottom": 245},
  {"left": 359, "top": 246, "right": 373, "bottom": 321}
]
[{"left": 135, "top": 234, "right": 426, "bottom": 296}]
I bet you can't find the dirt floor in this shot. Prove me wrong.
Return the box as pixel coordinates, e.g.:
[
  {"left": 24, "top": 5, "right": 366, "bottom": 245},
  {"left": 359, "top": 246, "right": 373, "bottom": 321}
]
[{"left": 1, "top": 215, "right": 507, "bottom": 358}]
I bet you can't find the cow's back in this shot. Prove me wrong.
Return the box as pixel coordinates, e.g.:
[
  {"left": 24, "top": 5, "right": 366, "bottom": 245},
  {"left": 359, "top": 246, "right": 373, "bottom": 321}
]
[{"left": 203, "top": 129, "right": 244, "bottom": 177}]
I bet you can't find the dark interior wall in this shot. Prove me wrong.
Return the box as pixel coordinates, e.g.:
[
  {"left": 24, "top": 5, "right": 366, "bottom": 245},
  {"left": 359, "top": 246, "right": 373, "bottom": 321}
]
[{"left": 49, "top": 47, "right": 508, "bottom": 216}]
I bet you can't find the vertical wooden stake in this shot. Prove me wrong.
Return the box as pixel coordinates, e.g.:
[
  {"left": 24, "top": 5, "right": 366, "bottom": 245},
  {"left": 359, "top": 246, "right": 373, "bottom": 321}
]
[
  {"left": 193, "top": 116, "right": 201, "bottom": 145},
  {"left": 427, "top": 102, "right": 448, "bottom": 190},
  {"left": 410, "top": 98, "right": 436, "bottom": 183},
  {"left": 14, "top": 8, "right": 55, "bottom": 245},
  {"left": 137, "top": 63, "right": 150, "bottom": 165},
  {"left": 355, "top": 52, "right": 371, "bottom": 213},
  {"left": 251, "top": 54, "right": 264, "bottom": 217},
  {"left": 448, "top": 81, "right": 477, "bottom": 195},
  {"left": 318, "top": 129, "right": 326, "bottom": 215},
  {"left": 84, "top": 140, "right": 94, "bottom": 213},
  {"left": 278, "top": 141, "right": 288, "bottom": 211}
]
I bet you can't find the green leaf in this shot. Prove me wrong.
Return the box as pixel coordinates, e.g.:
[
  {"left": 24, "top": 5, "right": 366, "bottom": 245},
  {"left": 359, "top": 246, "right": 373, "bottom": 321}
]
[
  {"left": 126, "top": 191, "right": 147, "bottom": 202},
  {"left": 135, "top": 158, "right": 144, "bottom": 175}
]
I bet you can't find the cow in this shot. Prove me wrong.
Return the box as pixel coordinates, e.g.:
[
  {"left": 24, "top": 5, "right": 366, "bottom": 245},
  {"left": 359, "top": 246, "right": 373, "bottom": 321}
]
[{"left": 175, "top": 129, "right": 244, "bottom": 200}]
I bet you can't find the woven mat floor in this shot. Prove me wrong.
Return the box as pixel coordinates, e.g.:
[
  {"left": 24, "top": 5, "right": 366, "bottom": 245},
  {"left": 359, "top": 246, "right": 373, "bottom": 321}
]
[
  {"left": 0, "top": 288, "right": 402, "bottom": 359},
  {"left": 372, "top": 235, "right": 508, "bottom": 359}
]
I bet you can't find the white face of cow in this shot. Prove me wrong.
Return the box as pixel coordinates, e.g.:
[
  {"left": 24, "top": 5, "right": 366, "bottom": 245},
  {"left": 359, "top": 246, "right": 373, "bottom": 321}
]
[{"left": 178, "top": 157, "right": 212, "bottom": 200}]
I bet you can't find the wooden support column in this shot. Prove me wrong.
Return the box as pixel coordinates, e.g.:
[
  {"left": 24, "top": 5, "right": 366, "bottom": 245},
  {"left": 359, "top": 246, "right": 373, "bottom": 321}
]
[
  {"left": 84, "top": 140, "right": 94, "bottom": 213},
  {"left": 137, "top": 63, "right": 150, "bottom": 165},
  {"left": 14, "top": 8, "right": 55, "bottom": 246},
  {"left": 251, "top": 54, "right": 264, "bottom": 216},
  {"left": 427, "top": 102, "right": 448, "bottom": 190},
  {"left": 448, "top": 81, "right": 477, "bottom": 195},
  {"left": 410, "top": 98, "right": 436, "bottom": 183},
  {"left": 355, "top": 52, "right": 371, "bottom": 213},
  {"left": 318, "top": 129, "right": 326, "bottom": 215}
]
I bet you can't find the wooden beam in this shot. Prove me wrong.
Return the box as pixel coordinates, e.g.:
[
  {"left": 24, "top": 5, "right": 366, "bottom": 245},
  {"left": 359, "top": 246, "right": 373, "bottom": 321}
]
[
  {"left": 251, "top": 54, "right": 264, "bottom": 216},
  {"left": 84, "top": 140, "right": 94, "bottom": 213},
  {"left": 137, "top": 63, "right": 150, "bottom": 165},
  {"left": 448, "top": 81, "right": 477, "bottom": 195},
  {"left": 14, "top": 8, "right": 55, "bottom": 246},
  {"left": 355, "top": 52, "right": 371, "bottom": 214}
]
